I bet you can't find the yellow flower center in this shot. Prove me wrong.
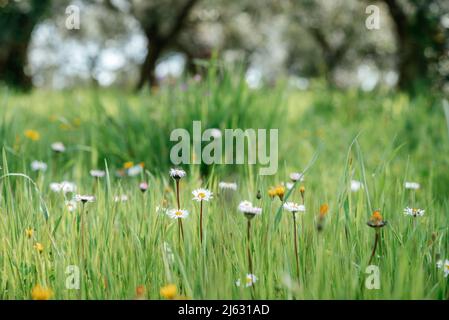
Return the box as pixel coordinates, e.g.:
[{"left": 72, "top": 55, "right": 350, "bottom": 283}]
[
  {"left": 198, "top": 192, "right": 206, "bottom": 199},
  {"left": 175, "top": 211, "right": 183, "bottom": 217}
]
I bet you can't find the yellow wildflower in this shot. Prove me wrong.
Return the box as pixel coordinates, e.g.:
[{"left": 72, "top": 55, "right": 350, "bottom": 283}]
[
  {"left": 160, "top": 284, "right": 177, "bottom": 299},
  {"left": 25, "top": 228, "right": 34, "bottom": 239},
  {"left": 34, "top": 242, "right": 44, "bottom": 253},
  {"left": 31, "top": 284, "right": 53, "bottom": 300},
  {"left": 24, "top": 130, "right": 40, "bottom": 141},
  {"left": 124, "top": 161, "right": 134, "bottom": 169}
]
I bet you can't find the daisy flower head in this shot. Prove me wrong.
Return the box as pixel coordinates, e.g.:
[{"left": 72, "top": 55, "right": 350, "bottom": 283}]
[
  {"left": 60, "top": 181, "right": 76, "bottom": 194},
  {"left": 74, "top": 194, "right": 95, "bottom": 203},
  {"left": 289, "top": 172, "right": 304, "bottom": 182},
  {"left": 238, "top": 201, "right": 262, "bottom": 219},
  {"left": 405, "top": 181, "right": 420, "bottom": 190},
  {"left": 236, "top": 274, "right": 258, "bottom": 287},
  {"left": 65, "top": 199, "right": 77, "bottom": 212},
  {"left": 127, "top": 164, "right": 143, "bottom": 177},
  {"left": 192, "top": 188, "right": 213, "bottom": 202},
  {"left": 31, "top": 161, "right": 47, "bottom": 172},
  {"left": 367, "top": 210, "right": 387, "bottom": 228},
  {"left": 403, "top": 207, "right": 425, "bottom": 217},
  {"left": 169, "top": 168, "right": 186, "bottom": 180},
  {"left": 283, "top": 202, "right": 305, "bottom": 214},
  {"left": 350, "top": 180, "right": 363, "bottom": 192},
  {"left": 167, "top": 208, "right": 189, "bottom": 219},
  {"left": 50, "top": 181, "right": 76, "bottom": 194},
  {"left": 114, "top": 194, "right": 129, "bottom": 202},
  {"left": 444, "top": 260, "right": 449, "bottom": 278},
  {"left": 90, "top": 169, "right": 105, "bottom": 178},
  {"left": 139, "top": 182, "right": 149, "bottom": 193},
  {"left": 218, "top": 182, "right": 237, "bottom": 191},
  {"left": 51, "top": 142, "right": 66, "bottom": 153}
]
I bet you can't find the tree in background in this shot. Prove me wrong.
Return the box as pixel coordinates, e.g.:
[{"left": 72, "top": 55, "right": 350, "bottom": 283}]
[
  {"left": 0, "top": 0, "right": 51, "bottom": 90},
  {"left": 381, "top": 0, "right": 449, "bottom": 92}
]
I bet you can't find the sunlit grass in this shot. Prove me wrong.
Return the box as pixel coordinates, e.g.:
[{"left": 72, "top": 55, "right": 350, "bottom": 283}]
[{"left": 0, "top": 76, "right": 448, "bottom": 299}]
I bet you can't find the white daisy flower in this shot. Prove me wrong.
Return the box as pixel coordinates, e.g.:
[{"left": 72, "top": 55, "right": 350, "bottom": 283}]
[
  {"left": 50, "top": 182, "right": 62, "bottom": 193},
  {"left": 90, "top": 169, "right": 105, "bottom": 178},
  {"left": 51, "top": 142, "right": 66, "bottom": 153},
  {"left": 238, "top": 201, "right": 262, "bottom": 217},
  {"left": 61, "top": 181, "right": 76, "bottom": 193},
  {"left": 350, "top": 180, "right": 363, "bottom": 192},
  {"left": 127, "top": 165, "right": 143, "bottom": 177},
  {"left": 167, "top": 208, "right": 189, "bottom": 219},
  {"left": 236, "top": 274, "right": 258, "bottom": 287},
  {"left": 436, "top": 259, "right": 443, "bottom": 269},
  {"left": 218, "top": 182, "right": 237, "bottom": 190},
  {"left": 192, "top": 188, "right": 213, "bottom": 202},
  {"left": 283, "top": 202, "right": 305, "bottom": 213},
  {"left": 444, "top": 260, "right": 449, "bottom": 278},
  {"left": 169, "top": 168, "right": 186, "bottom": 180},
  {"left": 31, "top": 161, "right": 47, "bottom": 172},
  {"left": 74, "top": 194, "right": 95, "bottom": 203},
  {"left": 405, "top": 182, "right": 420, "bottom": 190},
  {"left": 114, "top": 194, "right": 128, "bottom": 202},
  {"left": 403, "top": 207, "right": 425, "bottom": 217},
  {"left": 65, "top": 200, "right": 77, "bottom": 212},
  {"left": 289, "top": 172, "right": 304, "bottom": 182},
  {"left": 139, "top": 182, "right": 149, "bottom": 192}
]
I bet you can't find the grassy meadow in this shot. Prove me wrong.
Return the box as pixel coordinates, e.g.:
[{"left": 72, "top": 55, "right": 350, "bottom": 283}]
[{"left": 0, "top": 73, "right": 449, "bottom": 299}]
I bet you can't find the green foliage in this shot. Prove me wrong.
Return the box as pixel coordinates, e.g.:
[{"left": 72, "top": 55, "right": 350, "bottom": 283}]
[{"left": 0, "top": 79, "right": 448, "bottom": 299}]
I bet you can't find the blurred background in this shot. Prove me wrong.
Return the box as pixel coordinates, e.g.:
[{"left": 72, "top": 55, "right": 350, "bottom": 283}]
[{"left": 0, "top": 0, "right": 448, "bottom": 94}]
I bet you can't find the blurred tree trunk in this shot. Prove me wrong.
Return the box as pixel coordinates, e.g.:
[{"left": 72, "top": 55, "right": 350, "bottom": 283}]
[
  {"left": 135, "top": 0, "right": 199, "bottom": 91},
  {"left": 383, "top": 0, "right": 446, "bottom": 92},
  {"left": 0, "top": 0, "right": 50, "bottom": 90}
]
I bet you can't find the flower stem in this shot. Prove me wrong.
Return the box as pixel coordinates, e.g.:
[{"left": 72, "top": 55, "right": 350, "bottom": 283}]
[
  {"left": 368, "top": 229, "right": 380, "bottom": 265},
  {"left": 200, "top": 201, "right": 203, "bottom": 244},
  {"left": 175, "top": 180, "right": 180, "bottom": 209},
  {"left": 247, "top": 219, "right": 253, "bottom": 274},
  {"left": 292, "top": 213, "right": 300, "bottom": 281}
]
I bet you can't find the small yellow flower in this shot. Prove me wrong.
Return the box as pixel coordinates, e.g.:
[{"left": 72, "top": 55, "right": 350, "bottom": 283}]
[
  {"left": 33, "top": 242, "right": 44, "bottom": 253},
  {"left": 31, "top": 284, "right": 53, "bottom": 300},
  {"left": 299, "top": 186, "right": 305, "bottom": 194},
  {"left": 268, "top": 187, "right": 277, "bottom": 199},
  {"left": 135, "top": 285, "right": 146, "bottom": 299},
  {"left": 124, "top": 161, "right": 134, "bottom": 169},
  {"left": 275, "top": 185, "right": 286, "bottom": 201},
  {"left": 24, "top": 130, "right": 40, "bottom": 141},
  {"left": 25, "top": 228, "right": 34, "bottom": 239},
  {"left": 268, "top": 185, "right": 285, "bottom": 201},
  {"left": 160, "top": 284, "right": 177, "bottom": 299},
  {"left": 367, "top": 210, "right": 387, "bottom": 228},
  {"left": 319, "top": 204, "right": 329, "bottom": 218},
  {"left": 371, "top": 210, "right": 383, "bottom": 222}
]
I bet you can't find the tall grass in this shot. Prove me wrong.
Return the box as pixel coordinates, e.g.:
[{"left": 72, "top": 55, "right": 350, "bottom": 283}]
[{"left": 0, "top": 75, "right": 448, "bottom": 299}]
